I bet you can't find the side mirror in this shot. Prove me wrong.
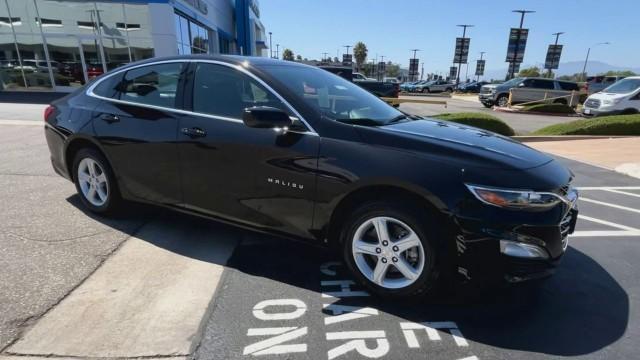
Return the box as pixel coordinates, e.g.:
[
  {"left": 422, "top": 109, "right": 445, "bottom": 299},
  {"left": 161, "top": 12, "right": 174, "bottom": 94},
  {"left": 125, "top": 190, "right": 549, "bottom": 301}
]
[{"left": 242, "top": 106, "right": 293, "bottom": 129}]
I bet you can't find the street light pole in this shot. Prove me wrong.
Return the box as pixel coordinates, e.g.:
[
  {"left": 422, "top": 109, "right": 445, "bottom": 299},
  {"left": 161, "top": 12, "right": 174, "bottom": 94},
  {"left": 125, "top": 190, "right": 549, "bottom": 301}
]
[
  {"left": 582, "top": 42, "right": 610, "bottom": 81},
  {"left": 508, "top": 10, "right": 535, "bottom": 79},
  {"left": 455, "top": 24, "right": 473, "bottom": 85},
  {"left": 268, "top": 32, "right": 272, "bottom": 58},
  {"left": 276, "top": 44, "right": 280, "bottom": 59},
  {"left": 322, "top": 52, "right": 329, "bottom": 62}
]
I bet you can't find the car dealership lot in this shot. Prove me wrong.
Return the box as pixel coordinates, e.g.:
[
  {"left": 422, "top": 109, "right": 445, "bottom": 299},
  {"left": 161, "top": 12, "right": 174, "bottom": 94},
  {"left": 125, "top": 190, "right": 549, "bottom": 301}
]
[{"left": 1, "top": 123, "right": 639, "bottom": 359}]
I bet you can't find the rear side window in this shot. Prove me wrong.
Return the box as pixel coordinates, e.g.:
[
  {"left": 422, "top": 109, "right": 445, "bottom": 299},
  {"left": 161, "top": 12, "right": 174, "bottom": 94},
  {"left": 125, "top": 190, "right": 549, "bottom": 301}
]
[
  {"left": 119, "top": 63, "right": 184, "bottom": 108},
  {"left": 558, "top": 81, "right": 579, "bottom": 91},
  {"left": 192, "top": 62, "right": 288, "bottom": 119},
  {"left": 93, "top": 73, "right": 122, "bottom": 98}
]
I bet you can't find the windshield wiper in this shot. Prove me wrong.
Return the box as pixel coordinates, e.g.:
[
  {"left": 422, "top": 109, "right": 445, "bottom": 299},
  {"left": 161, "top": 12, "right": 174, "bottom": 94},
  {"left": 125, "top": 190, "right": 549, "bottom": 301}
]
[
  {"left": 335, "top": 118, "right": 382, "bottom": 126},
  {"left": 386, "top": 114, "right": 421, "bottom": 124}
]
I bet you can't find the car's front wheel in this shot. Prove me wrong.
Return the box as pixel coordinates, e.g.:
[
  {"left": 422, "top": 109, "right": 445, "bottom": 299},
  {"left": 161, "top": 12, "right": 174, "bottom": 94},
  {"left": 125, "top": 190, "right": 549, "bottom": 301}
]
[
  {"left": 72, "top": 148, "right": 121, "bottom": 214},
  {"left": 342, "top": 201, "right": 438, "bottom": 298}
]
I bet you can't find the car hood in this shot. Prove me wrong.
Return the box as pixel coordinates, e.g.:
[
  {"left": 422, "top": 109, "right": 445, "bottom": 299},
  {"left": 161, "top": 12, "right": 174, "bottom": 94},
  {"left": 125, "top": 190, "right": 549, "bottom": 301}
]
[
  {"left": 588, "top": 92, "right": 631, "bottom": 101},
  {"left": 366, "top": 118, "right": 554, "bottom": 170}
]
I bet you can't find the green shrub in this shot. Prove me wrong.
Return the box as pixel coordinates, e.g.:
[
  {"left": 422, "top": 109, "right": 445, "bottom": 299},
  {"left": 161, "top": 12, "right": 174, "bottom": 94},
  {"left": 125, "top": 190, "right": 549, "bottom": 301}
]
[
  {"left": 432, "top": 112, "right": 515, "bottom": 136},
  {"left": 522, "top": 103, "right": 575, "bottom": 114},
  {"left": 533, "top": 114, "right": 640, "bottom": 135}
]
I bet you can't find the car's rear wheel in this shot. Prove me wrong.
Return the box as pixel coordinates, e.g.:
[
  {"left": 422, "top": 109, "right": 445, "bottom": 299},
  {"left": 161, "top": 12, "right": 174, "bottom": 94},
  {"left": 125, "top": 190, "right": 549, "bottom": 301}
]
[
  {"left": 73, "top": 148, "right": 121, "bottom": 214},
  {"left": 341, "top": 201, "right": 438, "bottom": 298}
]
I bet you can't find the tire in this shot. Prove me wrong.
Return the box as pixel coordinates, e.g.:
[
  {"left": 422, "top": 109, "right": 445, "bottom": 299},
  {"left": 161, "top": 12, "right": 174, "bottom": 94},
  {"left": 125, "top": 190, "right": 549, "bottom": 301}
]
[
  {"left": 496, "top": 94, "right": 509, "bottom": 107},
  {"left": 425, "top": 88, "right": 430, "bottom": 93},
  {"left": 445, "top": 87, "right": 453, "bottom": 93},
  {"left": 341, "top": 200, "right": 439, "bottom": 298},
  {"left": 72, "top": 148, "right": 121, "bottom": 215},
  {"left": 621, "top": 108, "right": 638, "bottom": 115}
]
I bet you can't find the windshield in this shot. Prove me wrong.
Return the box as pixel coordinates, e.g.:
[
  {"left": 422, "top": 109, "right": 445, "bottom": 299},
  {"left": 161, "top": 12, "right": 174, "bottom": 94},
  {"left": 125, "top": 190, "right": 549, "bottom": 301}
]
[
  {"left": 501, "top": 77, "right": 523, "bottom": 87},
  {"left": 258, "top": 65, "right": 403, "bottom": 125},
  {"left": 602, "top": 78, "right": 640, "bottom": 94}
]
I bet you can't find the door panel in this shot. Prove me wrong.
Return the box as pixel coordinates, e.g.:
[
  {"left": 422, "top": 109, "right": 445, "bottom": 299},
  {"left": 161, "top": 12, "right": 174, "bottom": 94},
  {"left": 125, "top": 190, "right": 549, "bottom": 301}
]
[
  {"left": 92, "top": 62, "right": 186, "bottom": 205},
  {"left": 178, "top": 62, "right": 319, "bottom": 238}
]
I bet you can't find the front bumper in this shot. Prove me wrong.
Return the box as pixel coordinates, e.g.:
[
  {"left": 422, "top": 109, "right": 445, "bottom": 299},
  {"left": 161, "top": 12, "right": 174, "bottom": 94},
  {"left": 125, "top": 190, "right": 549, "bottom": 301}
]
[
  {"left": 454, "top": 197, "right": 578, "bottom": 285},
  {"left": 478, "top": 93, "right": 495, "bottom": 104},
  {"left": 581, "top": 107, "right": 622, "bottom": 117}
]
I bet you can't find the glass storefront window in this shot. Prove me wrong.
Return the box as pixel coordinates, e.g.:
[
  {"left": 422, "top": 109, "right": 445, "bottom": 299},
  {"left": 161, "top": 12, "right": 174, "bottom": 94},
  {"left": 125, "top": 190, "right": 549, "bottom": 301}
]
[
  {"left": 174, "top": 11, "right": 211, "bottom": 55},
  {"left": 0, "top": 33, "right": 27, "bottom": 90},
  {"left": 128, "top": 37, "right": 154, "bottom": 61},
  {"left": 102, "top": 36, "right": 130, "bottom": 70},
  {"left": 14, "top": 33, "right": 52, "bottom": 89}
]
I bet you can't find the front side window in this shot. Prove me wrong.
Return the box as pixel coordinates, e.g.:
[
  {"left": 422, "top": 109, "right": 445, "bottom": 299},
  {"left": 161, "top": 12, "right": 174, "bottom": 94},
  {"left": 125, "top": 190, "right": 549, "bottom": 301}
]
[
  {"left": 258, "top": 65, "right": 403, "bottom": 125},
  {"left": 192, "top": 62, "right": 288, "bottom": 119},
  {"left": 119, "top": 63, "right": 183, "bottom": 108}
]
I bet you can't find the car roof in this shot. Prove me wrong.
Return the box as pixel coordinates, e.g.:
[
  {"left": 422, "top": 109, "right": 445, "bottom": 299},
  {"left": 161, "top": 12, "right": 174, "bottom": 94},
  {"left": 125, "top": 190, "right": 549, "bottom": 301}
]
[{"left": 109, "top": 54, "right": 316, "bottom": 73}]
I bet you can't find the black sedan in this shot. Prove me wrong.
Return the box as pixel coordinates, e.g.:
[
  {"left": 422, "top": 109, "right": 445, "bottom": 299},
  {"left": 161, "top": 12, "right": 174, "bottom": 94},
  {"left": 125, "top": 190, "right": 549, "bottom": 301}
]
[{"left": 44, "top": 55, "right": 578, "bottom": 298}]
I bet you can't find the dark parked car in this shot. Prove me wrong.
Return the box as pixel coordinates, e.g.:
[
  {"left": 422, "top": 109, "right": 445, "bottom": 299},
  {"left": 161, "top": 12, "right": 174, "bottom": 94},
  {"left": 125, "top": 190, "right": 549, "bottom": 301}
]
[
  {"left": 457, "top": 81, "right": 489, "bottom": 93},
  {"left": 319, "top": 65, "right": 399, "bottom": 98},
  {"left": 44, "top": 55, "right": 578, "bottom": 298}
]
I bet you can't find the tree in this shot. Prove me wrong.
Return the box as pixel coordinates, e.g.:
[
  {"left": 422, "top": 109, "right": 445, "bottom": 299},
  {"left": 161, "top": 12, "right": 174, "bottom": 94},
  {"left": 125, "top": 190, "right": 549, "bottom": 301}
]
[
  {"left": 603, "top": 70, "right": 637, "bottom": 77},
  {"left": 295, "top": 54, "right": 302, "bottom": 61},
  {"left": 353, "top": 42, "right": 368, "bottom": 71},
  {"left": 282, "top": 48, "right": 294, "bottom": 61},
  {"left": 517, "top": 66, "right": 541, "bottom": 77},
  {"left": 333, "top": 56, "right": 339, "bottom": 63},
  {"left": 386, "top": 62, "right": 400, "bottom": 78}
]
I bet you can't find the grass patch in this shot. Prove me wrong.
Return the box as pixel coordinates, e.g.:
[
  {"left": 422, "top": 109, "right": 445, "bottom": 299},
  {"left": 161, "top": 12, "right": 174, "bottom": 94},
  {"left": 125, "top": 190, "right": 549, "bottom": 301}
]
[
  {"left": 432, "top": 112, "right": 515, "bottom": 136},
  {"left": 533, "top": 114, "right": 640, "bottom": 135},
  {"left": 522, "top": 103, "right": 575, "bottom": 114}
]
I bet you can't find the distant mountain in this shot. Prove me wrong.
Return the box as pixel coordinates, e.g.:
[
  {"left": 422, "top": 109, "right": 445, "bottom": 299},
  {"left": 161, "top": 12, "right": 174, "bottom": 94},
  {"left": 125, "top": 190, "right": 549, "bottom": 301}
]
[{"left": 480, "top": 61, "right": 640, "bottom": 81}]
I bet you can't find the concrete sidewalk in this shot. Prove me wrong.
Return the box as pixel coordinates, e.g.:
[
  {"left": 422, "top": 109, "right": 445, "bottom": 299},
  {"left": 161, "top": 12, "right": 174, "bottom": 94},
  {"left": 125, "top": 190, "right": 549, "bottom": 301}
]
[{"left": 526, "top": 137, "right": 640, "bottom": 179}]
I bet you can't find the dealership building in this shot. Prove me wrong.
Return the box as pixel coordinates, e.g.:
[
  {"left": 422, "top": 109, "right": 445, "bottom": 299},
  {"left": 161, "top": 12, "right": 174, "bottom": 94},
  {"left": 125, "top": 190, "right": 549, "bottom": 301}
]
[{"left": 0, "top": 0, "right": 267, "bottom": 92}]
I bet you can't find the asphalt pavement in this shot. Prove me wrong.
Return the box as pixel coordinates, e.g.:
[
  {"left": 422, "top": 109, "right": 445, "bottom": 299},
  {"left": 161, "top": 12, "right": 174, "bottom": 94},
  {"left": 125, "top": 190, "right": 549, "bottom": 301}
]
[
  {"left": 398, "top": 95, "right": 578, "bottom": 135},
  {"left": 1, "top": 122, "right": 639, "bottom": 359}
]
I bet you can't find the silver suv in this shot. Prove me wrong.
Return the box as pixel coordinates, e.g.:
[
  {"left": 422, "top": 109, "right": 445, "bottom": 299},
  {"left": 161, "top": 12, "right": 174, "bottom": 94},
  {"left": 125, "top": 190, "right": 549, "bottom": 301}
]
[{"left": 479, "top": 77, "right": 580, "bottom": 108}]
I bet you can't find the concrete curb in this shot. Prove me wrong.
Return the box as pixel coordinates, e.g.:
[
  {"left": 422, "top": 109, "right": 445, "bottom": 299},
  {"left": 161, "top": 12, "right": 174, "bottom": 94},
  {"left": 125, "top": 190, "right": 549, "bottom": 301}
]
[
  {"left": 399, "top": 92, "right": 452, "bottom": 98},
  {"left": 514, "top": 135, "right": 638, "bottom": 142},
  {"left": 494, "top": 107, "right": 581, "bottom": 117}
]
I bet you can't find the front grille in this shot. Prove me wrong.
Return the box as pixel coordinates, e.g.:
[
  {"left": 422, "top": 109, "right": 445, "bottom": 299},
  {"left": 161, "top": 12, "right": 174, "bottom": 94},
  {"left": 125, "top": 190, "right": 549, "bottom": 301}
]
[
  {"left": 560, "top": 211, "right": 572, "bottom": 251},
  {"left": 584, "top": 98, "right": 601, "bottom": 109}
]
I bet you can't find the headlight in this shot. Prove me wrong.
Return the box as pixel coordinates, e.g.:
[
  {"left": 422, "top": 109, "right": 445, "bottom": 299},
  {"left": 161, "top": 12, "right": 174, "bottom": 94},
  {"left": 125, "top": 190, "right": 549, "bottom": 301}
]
[
  {"left": 490, "top": 89, "right": 496, "bottom": 94},
  {"left": 466, "top": 184, "right": 562, "bottom": 209},
  {"left": 602, "top": 98, "right": 622, "bottom": 105}
]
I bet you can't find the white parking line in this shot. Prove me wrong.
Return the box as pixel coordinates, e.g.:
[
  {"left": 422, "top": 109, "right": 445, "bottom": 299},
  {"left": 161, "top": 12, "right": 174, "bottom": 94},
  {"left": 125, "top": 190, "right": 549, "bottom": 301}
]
[
  {"left": 571, "top": 230, "right": 640, "bottom": 237},
  {"left": 603, "top": 189, "right": 640, "bottom": 199},
  {"left": 577, "top": 186, "right": 640, "bottom": 190},
  {"left": 580, "top": 197, "right": 640, "bottom": 215},
  {"left": 578, "top": 215, "right": 640, "bottom": 232}
]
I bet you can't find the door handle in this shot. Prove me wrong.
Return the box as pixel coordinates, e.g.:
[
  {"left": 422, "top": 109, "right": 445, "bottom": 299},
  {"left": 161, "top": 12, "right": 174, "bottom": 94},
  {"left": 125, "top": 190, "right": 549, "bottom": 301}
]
[
  {"left": 181, "top": 127, "right": 207, "bottom": 138},
  {"left": 100, "top": 114, "right": 120, "bottom": 123}
]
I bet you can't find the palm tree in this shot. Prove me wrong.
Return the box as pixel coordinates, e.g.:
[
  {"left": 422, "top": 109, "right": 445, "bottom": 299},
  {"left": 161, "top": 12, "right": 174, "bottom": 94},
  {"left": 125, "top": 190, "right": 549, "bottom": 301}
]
[
  {"left": 282, "top": 49, "right": 294, "bottom": 61},
  {"left": 353, "top": 42, "right": 367, "bottom": 71}
]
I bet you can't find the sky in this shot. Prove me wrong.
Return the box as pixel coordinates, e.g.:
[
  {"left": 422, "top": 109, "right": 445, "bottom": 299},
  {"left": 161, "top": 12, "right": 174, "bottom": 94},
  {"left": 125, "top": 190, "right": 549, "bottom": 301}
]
[{"left": 260, "top": 0, "right": 640, "bottom": 75}]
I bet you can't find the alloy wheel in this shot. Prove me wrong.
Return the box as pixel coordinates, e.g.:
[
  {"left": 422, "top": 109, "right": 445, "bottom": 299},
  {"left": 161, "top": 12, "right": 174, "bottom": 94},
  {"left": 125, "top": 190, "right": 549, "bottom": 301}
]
[
  {"left": 77, "top": 158, "right": 109, "bottom": 207},
  {"left": 497, "top": 96, "right": 509, "bottom": 107},
  {"left": 352, "top": 216, "right": 426, "bottom": 289}
]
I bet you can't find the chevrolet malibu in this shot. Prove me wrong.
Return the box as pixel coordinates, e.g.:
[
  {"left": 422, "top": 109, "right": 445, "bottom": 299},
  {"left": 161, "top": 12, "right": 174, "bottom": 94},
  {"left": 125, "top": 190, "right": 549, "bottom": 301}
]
[{"left": 44, "top": 55, "right": 578, "bottom": 298}]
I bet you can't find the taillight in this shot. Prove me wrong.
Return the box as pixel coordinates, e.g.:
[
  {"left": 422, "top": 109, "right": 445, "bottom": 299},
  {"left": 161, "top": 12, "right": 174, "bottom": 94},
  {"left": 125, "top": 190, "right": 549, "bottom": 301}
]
[{"left": 44, "top": 105, "right": 55, "bottom": 122}]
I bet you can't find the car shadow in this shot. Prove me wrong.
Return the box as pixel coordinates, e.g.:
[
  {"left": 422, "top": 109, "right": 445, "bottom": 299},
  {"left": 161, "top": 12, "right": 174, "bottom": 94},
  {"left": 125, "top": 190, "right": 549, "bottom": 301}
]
[{"left": 65, "top": 194, "right": 629, "bottom": 357}]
